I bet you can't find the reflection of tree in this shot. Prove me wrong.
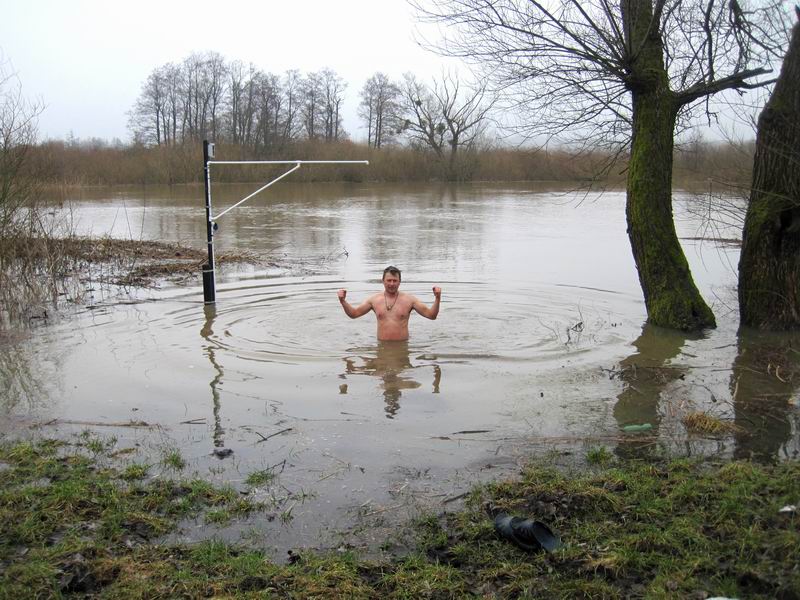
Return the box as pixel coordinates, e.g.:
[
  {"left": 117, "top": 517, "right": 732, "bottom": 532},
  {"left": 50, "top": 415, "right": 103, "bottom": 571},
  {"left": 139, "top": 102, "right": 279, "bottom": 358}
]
[
  {"left": 730, "top": 331, "right": 799, "bottom": 462},
  {"left": 201, "top": 305, "right": 225, "bottom": 448},
  {"left": 613, "top": 325, "right": 691, "bottom": 459},
  {"left": 342, "top": 341, "right": 442, "bottom": 419},
  {"left": 0, "top": 333, "right": 54, "bottom": 413}
]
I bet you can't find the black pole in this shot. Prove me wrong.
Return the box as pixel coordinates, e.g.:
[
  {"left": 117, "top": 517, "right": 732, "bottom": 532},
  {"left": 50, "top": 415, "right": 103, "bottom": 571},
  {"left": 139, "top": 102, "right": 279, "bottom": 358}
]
[{"left": 202, "top": 140, "right": 216, "bottom": 303}]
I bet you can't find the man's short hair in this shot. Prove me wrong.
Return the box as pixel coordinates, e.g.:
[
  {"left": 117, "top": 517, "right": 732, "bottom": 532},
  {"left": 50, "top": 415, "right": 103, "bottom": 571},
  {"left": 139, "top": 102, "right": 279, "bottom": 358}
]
[{"left": 383, "top": 266, "right": 401, "bottom": 280}]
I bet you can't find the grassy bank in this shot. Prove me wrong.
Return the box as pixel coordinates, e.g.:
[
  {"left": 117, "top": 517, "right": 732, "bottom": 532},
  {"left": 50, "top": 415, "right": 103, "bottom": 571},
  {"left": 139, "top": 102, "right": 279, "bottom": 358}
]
[{"left": 1, "top": 437, "right": 797, "bottom": 598}]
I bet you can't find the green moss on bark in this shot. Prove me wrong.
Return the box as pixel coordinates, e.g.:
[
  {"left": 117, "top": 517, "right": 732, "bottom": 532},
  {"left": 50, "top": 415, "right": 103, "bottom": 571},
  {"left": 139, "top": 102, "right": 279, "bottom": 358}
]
[
  {"left": 739, "top": 14, "right": 800, "bottom": 329},
  {"left": 623, "top": 0, "right": 715, "bottom": 331}
]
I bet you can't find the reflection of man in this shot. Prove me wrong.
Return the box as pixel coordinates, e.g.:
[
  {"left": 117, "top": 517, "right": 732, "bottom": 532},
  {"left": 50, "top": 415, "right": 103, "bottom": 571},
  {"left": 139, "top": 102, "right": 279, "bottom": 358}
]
[
  {"left": 337, "top": 266, "right": 441, "bottom": 341},
  {"left": 343, "top": 341, "right": 442, "bottom": 419}
]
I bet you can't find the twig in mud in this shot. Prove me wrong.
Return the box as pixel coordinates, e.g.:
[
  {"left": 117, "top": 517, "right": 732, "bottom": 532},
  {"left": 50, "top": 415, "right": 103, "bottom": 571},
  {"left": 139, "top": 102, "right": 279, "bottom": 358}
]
[
  {"left": 364, "top": 504, "right": 403, "bottom": 517},
  {"left": 450, "top": 429, "right": 492, "bottom": 435},
  {"left": 390, "top": 482, "right": 409, "bottom": 496},
  {"left": 322, "top": 452, "right": 352, "bottom": 467},
  {"left": 268, "top": 459, "right": 287, "bottom": 474},
  {"left": 431, "top": 435, "right": 518, "bottom": 442},
  {"left": 36, "top": 419, "right": 156, "bottom": 429},
  {"left": 317, "top": 466, "right": 348, "bottom": 482},
  {"left": 255, "top": 427, "right": 293, "bottom": 443},
  {"left": 442, "top": 492, "right": 469, "bottom": 504},
  {"left": 180, "top": 418, "right": 207, "bottom": 425}
]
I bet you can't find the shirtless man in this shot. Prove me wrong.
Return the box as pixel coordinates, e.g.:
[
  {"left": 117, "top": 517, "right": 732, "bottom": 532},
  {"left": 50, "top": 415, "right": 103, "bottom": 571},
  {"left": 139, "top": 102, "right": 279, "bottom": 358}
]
[{"left": 337, "top": 266, "right": 441, "bottom": 341}]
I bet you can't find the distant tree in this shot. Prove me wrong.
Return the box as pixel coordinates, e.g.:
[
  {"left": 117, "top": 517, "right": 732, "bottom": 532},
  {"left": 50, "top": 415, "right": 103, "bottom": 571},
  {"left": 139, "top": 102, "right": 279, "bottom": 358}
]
[
  {"left": 280, "top": 70, "right": 304, "bottom": 145},
  {"left": 130, "top": 55, "right": 338, "bottom": 152},
  {"left": 178, "top": 52, "right": 227, "bottom": 142},
  {"left": 320, "top": 68, "right": 347, "bottom": 142},
  {"left": 413, "top": 0, "right": 790, "bottom": 330},
  {"left": 131, "top": 52, "right": 231, "bottom": 145},
  {"left": 399, "top": 72, "right": 494, "bottom": 179},
  {"left": 301, "top": 71, "right": 323, "bottom": 140},
  {"left": 226, "top": 61, "right": 258, "bottom": 147},
  {"left": 739, "top": 9, "right": 800, "bottom": 329},
  {"left": 162, "top": 63, "right": 182, "bottom": 145},
  {"left": 359, "top": 72, "right": 401, "bottom": 148},
  {"left": 128, "top": 65, "right": 170, "bottom": 146},
  {"left": 253, "top": 71, "right": 283, "bottom": 152},
  {"left": 0, "top": 61, "right": 41, "bottom": 233}
]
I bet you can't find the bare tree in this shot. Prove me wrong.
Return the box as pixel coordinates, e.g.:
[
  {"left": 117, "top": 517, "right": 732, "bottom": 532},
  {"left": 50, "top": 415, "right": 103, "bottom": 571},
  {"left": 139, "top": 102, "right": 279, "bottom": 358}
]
[
  {"left": 320, "top": 68, "right": 347, "bottom": 142},
  {"left": 412, "top": 0, "right": 790, "bottom": 330},
  {"left": 0, "top": 61, "right": 41, "bottom": 233},
  {"left": 130, "top": 56, "right": 318, "bottom": 152},
  {"left": 301, "top": 71, "right": 323, "bottom": 140},
  {"left": 253, "top": 71, "right": 283, "bottom": 152},
  {"left": 203, "top": 52, "right": 227, "bottom": 142},
  {"left": 359, "top": 72, "right": 402, "bottom": 147},
  {"left": 226, "top": 61, "right": 258, "bottom": 146},
  {"left": 128, "top": 66, "right": 169, "bottom": 146},
  {"left": 178, "top": 52, "right": 228, "bottom": 142},
  {"left": 280, "top": 70, "right": 304, "bottom": 145},
  {"left": 400, "top": 72, "right": 495, "bottom": 179}
]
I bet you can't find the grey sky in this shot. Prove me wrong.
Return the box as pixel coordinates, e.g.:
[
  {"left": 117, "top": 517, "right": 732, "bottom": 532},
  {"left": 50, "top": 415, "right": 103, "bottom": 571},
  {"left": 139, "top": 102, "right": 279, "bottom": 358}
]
[{"left": 0, "top": 0, "right": 453, "bottom": 142}]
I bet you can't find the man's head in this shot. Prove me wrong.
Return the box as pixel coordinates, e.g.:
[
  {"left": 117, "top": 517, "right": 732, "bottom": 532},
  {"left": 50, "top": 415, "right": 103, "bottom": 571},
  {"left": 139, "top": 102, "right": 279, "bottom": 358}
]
[{"left": 382, "top": 266, "right": 401, "bottom": 294}]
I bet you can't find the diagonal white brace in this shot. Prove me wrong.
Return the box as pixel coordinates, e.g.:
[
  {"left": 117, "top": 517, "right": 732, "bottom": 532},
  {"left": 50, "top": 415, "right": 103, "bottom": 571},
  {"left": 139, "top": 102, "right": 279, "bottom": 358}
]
[{"left": 211, "top": 162, "right": 302, "bottom": 221}]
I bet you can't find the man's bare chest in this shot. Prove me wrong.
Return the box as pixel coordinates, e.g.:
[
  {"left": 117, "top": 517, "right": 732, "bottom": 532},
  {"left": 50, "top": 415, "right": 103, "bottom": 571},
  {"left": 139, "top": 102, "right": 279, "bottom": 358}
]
[{"left": 374, "top": 298, "right": 412, "bottom": 321}]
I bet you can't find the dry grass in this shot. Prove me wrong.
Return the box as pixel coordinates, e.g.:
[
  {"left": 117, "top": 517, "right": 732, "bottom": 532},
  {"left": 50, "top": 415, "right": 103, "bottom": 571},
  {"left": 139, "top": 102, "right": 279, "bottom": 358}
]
[
  {"left": 0, "top": 235, "right": 260, "bottom": 325},
  {"left": 27, "top": 137, "right": 756, "bottom": 186},
  {"left": 682, "top": 411, "right": 743, "bottom": 435}
]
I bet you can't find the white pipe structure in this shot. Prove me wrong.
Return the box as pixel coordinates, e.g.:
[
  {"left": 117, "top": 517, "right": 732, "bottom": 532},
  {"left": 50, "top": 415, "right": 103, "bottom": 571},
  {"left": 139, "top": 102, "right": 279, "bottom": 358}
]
[
  {"left": 209, "top": 160, "right": 369, "bottom": 221},
  {"left": 201, "top": 148, "right": 369, "bottom": 304}
]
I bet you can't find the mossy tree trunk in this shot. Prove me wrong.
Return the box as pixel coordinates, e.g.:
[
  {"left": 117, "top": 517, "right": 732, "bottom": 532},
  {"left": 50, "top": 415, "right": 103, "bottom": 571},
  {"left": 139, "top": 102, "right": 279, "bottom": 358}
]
[
  {"left": 623, "top": 0, "right": 716, "bottom": 331},
  {"left": 738, "top": 12, "right": 800, "bottom": 329}
]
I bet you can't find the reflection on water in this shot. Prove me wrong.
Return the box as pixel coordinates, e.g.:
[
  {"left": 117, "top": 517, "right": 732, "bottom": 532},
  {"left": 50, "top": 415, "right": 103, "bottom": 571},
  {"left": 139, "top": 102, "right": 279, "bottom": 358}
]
[
  {"left": 611, "top": 323, "right": 800, "bottom": 462},
  {"left": 201, "top": 305, "right": 226, "bottom": 448},
  {"left": 613, "top": 324, "right": 693, "bottom": 458},
  {"left": 341, "top": 341, "right": 442, "bottom": 418},
  {"left": 731, "top": 330, "right": 800, "bottom": 461}
]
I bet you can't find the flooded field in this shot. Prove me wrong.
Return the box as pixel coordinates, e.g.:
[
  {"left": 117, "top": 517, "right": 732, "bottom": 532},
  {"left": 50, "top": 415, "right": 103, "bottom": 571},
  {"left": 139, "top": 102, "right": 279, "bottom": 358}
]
[{"left": 2, "top": 182, "right": 798, "bottom": 556}]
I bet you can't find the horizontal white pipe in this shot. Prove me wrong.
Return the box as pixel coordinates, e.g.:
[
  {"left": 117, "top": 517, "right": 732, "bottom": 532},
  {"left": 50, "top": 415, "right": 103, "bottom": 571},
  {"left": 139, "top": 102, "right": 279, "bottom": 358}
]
[{"left": 209, "top": 160, "right": 369, "bottom": 165}]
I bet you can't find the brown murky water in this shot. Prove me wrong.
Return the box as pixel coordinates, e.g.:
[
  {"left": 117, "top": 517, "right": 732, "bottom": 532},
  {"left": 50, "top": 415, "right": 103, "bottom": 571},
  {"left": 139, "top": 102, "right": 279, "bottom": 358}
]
[{"left": 2, "top": 182, "right": 798, "bottom": 556}]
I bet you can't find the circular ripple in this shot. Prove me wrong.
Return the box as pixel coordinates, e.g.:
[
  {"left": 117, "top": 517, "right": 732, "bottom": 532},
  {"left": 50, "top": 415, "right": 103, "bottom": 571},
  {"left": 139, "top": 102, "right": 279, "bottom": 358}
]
[{"left": 165, "top": 276, "right": 644, "bottom": 366}]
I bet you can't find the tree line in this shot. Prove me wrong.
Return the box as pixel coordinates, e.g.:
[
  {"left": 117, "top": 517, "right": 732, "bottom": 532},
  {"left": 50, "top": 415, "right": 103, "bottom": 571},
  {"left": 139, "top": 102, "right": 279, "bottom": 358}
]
[
  {"left": 128, "top": 53, "right": 348, "bottom": 149},
  {"left": 128, "top": 52, "right": 495, "bottom": 180}
]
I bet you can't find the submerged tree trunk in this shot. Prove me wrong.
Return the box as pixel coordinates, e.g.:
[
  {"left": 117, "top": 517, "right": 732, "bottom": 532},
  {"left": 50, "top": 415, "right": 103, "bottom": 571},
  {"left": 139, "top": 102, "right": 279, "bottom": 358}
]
[
  {"left": 738, "top": 12, "right": 800, "bottom": 329},
  {"left": 623, "top": 0, "right": 716, "bottom": 330}
]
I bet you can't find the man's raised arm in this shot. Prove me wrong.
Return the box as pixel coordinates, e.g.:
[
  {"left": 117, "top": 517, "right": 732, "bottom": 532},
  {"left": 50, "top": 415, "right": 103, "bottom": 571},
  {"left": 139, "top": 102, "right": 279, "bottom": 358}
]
[
  {"left": 337, "top": 289, "right": 373, "bottom": 319},
  {"left": 413, "top": 286, "right": 442, "bottom": 320}
]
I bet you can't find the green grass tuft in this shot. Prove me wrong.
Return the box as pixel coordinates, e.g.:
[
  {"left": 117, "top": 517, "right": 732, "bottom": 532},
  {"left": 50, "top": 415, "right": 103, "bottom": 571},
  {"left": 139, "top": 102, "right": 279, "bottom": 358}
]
[
  {"left": 245, "top": 469, "right": 276, "bottom": 487},
  {"left": 160, "top": 448, "right": 187, "bottom": 471}
]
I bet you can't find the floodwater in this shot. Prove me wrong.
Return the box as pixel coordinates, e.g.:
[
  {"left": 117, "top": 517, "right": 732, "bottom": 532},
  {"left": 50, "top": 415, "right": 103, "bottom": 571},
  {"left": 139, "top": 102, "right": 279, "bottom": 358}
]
[{"left": 2, "top": 182, "right": 799, "bottom": 555}]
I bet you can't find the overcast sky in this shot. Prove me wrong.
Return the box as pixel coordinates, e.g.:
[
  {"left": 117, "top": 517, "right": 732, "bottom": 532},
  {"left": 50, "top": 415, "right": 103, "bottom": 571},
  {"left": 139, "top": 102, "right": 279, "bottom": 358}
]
[{"left": 0, "top": 0, "right": 455, "bottom": 143}]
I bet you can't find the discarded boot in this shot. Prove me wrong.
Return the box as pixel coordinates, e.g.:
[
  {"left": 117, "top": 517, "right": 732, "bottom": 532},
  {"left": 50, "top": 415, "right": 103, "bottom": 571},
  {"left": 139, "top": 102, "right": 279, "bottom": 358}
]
[{"left": 494, "top": 512, "right": 562, "bottom": 553}]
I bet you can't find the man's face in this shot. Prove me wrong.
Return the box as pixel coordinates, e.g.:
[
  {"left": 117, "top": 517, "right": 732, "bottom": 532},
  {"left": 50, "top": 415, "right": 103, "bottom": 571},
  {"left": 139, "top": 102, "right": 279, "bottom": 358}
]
[{"left": 382, "top": 274, "right": 400, "bottom": 294}]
